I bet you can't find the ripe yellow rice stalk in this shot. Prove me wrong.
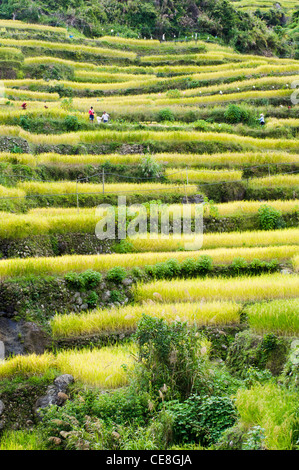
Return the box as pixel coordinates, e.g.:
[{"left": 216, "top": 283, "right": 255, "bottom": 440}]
[
  {"left": 203, "top": 199, "right": 299, "bottom": 217},
  {"left": 0, "top": 38, "right": 137, "bottom": 59},
  {"left": 266, "top": 118, "right": 299, "bottom": 129},
  {"left": 0, "top": 152, "right": 37, "bottom": 166},
  {"left": 3, "top": 127, "right": 298, "bottom": 152},
  {"left": 24, "top": 56, "right": 98, "bottom": 70},
  {"left": 98, "top": 36, "right": 161, "bottom": 47},
  {"left": 55, "top": 344, "right": 134, "bottom": 388},
  {"left": 160, "top": 74, "right": 299, "bottom": 101},
  {"left": 156, "top": 89, "right": 293, "bottom": 106},
  {"left": 245, "top": 298, "right": 299, "bottom": 336},
  {"left": 10, "top": 151, "right": 298, "bottom": 169},
  {"left": 4, "top": 87, "right": 59, "bottom": 101},
  {"left": 0, "top": 352, "right": 55, "bottom": 378},
  {"left": 17, "top": 181, "right": 197, "bottom": 197},
  {"left": 134, "top": 273, "right": 299, "bottom": 303},
  {"left": 165, "top": 168, "right": 242, "bottom": 182},
  {"left": 51, "top": 301, "right": 242, "bottom": 339},
  {"left": 0, "top": 245, "right": 296, "bottom": 279},
  {"left": 25, "top": 198, "right": 299, "bottom": 219},
  {"left": 0, "top": 185, "right": 25, "bottom": 199},
  {"left": 74, "top": 70, "right": 157, "bottom": 83},
  {"left": 0, "top": 19, "right": 66, "bottom": 33},
  {"left": 292, "top": 254, "right": 299, "bottom": 272},
  {"left": 0, "top": 344, "right": 134, "bottom": 388},
  {"left": 249, "top": 174, "right": 299, "bottom": 189},
  {"left": 128, "top": 228, "right": 299, "bottom": 251}
]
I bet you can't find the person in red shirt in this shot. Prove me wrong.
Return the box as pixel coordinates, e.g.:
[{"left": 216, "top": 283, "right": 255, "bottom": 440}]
[
  {"left": 21, "top": 102, "right": 27, "bottom": 110},
  {"left": 89, "top": 106, "right": 95, "bottom": 123}
]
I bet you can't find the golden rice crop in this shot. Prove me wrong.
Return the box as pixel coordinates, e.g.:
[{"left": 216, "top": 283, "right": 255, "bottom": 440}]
[
  {"left": 165, "top": 168, "right": 242, "bottom": 183},
  {"left": 128, "top": 228, "right": 299, "bottom": 251},
  {"left": 24, "top": 56, "right": 98, "bottom": 70},
  {"left": 156, "top": 89, "right": 293, "bottom": 107},
  {"left": 18, "top": 151, "right": 299, "bottom": 169},
  {"left": 51, "top": 301, "right": 241, "bottom": 338},
  {"left": 0, "top": 352, "right": 55, "bottom": 378},
  {"left": 162, "top": 74, "right": 299, "bottom": 101},
  {"left": 25, "top": 199, "right": 299, "bottom": 219},
  {"left": 0, "top": 38, "right": 137, "bottom": 59},
  {"left": 0, "top": 152, "right": 37, "bottom": 166},
  {"left": 292, "top": 254, "right": 299, "bottom": 272},
  {"left": 55, "top": 344, "right": 134, "bottom": 388},
  {"left": 4, "top": 87, "right": 59, "bottom": 101},
  {"left": 0, "top": 19, "right": 66, "bottom": 33},
  {"left": 249, "top": 174, "right": 299, "bottom": 189},
  {"left": 0, "top": 185, "right": 25, "bottom": 200},
  {"left": 245, "top": 298, "right": 299, "bottom": 336},
  {"left": 205, "top": 199, "right": 299, "bottom": 217},
  {"left": 17, "top": 181, "right": 197, "bottom": 197},
  {"left": 0, "top": 344, "right": 134, "bottom": 388},
  {"left": 3, "top": 127, "right": 298, "bottom": 152},
  {"left": 74, "top": 70, "right": 157, "bottom": 83},
  {"left": 0, "top": 245, "right": 296, "bottom": 279},
  {"left": 134, "top": 273, "right": 299, "bottom": 303}
]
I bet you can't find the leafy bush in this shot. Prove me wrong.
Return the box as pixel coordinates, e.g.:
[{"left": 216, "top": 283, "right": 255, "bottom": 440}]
[
  {"left": 224, "top": 104, "right": 255, "bottom": 125},
  {"left": 166, "top": 394, "right": 237, "bottom": 446},
  {"left": 157, "top": 108, "right": 175, "bottom": 122},
  {"left": 258, "top": 204, "right": 284, "bottom": 230},
  {"left": 64, "top": 115, "right": 80, "bottom": 131},
  {"left": 106, "top": 266, "right": 127, "bottom": 283},
  {"left": 64, "top": 269, "right": 102, "bottom": 290},
  {"left": 85, "top": 291, "right": 99, "bottom": 308}
]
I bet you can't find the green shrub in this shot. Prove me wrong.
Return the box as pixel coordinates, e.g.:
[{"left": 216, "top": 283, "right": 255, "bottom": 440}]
[
  {"left": 133, "top": 314, "right": 210, "bottom": 400},
  {"left": 106, "top": 266, "right": 127, "bottom": 283},
  {"left": 258, "top": 204, "right": 285, "bottom": 230},
  {"left": 157, "top": 108, "right": 175, "bottom": 122},
  {"left": 85, "top": 290, "right": 99, "bottom": 308},
  {"left": 224, "top": 104, "right": 255, "bottom": 125},
  {"left": 64, "top": 269, "right": 102, "bottom": 290},
  {"left": 64, "top": 115, "right": 80, "bottom": 131},
  {"left": 166, "top": 394, "right": 237, "bottom": 446}
]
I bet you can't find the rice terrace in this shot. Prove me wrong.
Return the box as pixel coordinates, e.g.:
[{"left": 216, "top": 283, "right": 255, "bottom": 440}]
[{"left": 0, "top": 0, "right": 298, "bottom": 455}]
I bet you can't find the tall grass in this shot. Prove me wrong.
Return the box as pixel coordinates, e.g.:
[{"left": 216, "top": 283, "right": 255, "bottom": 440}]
[
  {"left": 0, "top": 430, "right": 46, "bottom": 450},
  {"left": 235, "top": 383, "right": 299, "bottom": 450},
  {"left": 134, "top": 274, "right": 299, "bottom": 303},
  {"left": 245, "top": 298, "right": 299, "bottom": 336}
]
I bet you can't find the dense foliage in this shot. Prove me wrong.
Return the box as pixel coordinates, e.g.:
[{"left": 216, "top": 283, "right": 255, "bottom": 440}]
[{"left": 0, "top": 0, "right": 298, "bottom": 56}]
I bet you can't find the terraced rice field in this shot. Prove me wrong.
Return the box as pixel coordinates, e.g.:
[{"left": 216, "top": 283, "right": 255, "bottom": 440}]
[{"left": 0, "top": 19, "right": 298, "bottom": 451}]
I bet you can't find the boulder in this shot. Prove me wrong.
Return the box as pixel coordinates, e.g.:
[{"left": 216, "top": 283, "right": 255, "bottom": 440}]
[{"left": 34, "top": 374, "right": 74, "bottom": 419}]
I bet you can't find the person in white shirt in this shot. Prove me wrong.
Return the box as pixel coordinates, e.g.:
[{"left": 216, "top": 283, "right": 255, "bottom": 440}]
[{"left": 101, "top": 111, "right": 110, "bottom": 123}]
